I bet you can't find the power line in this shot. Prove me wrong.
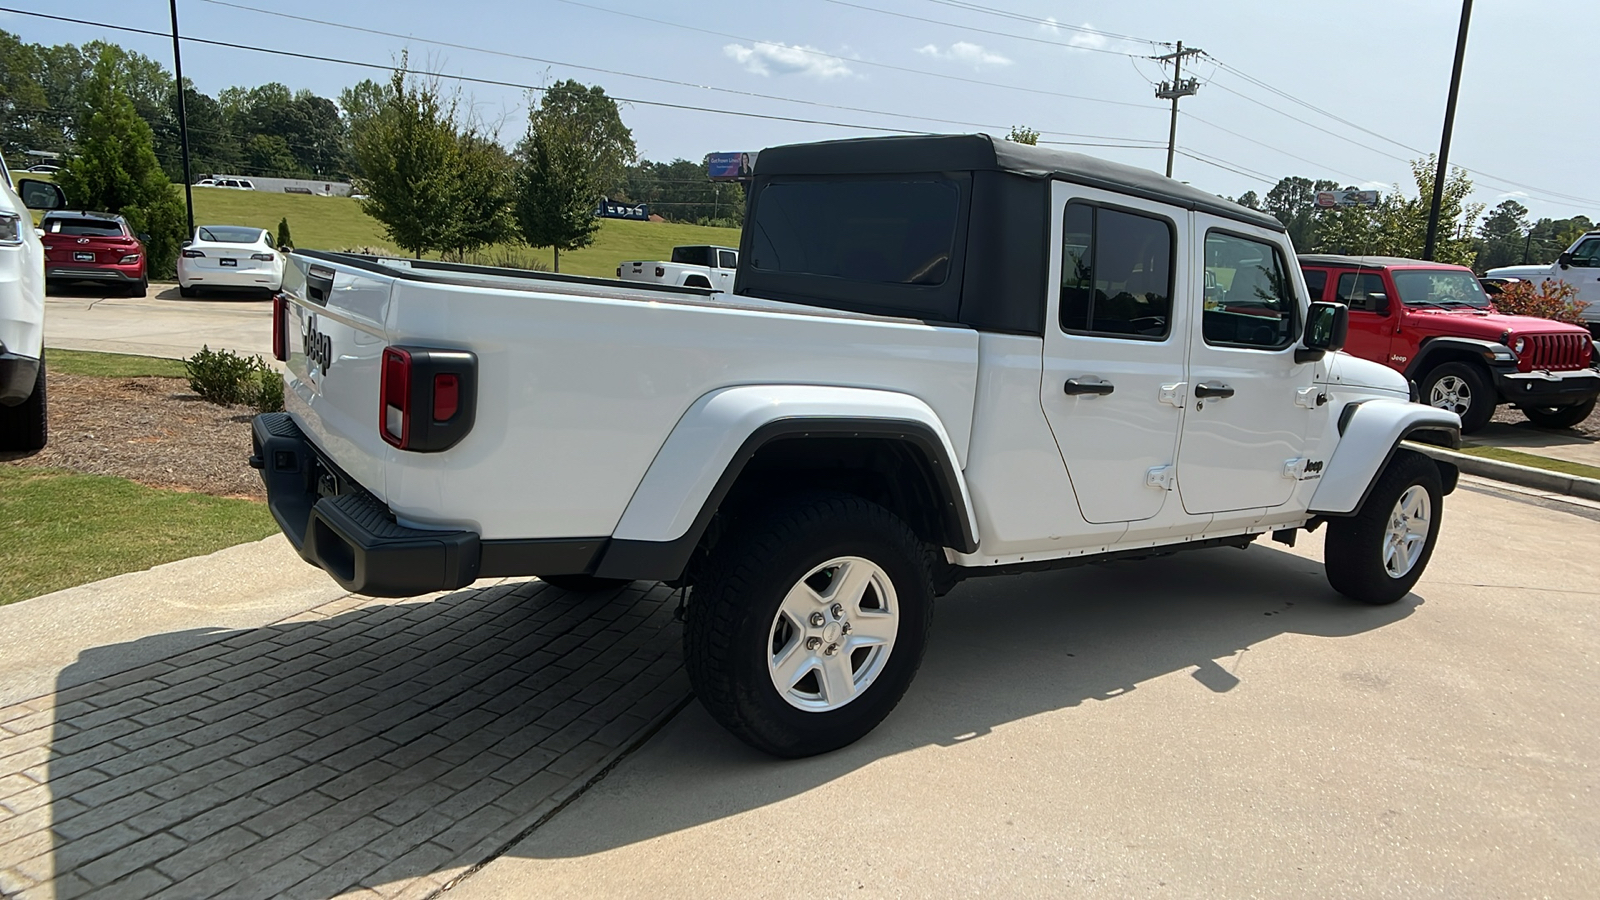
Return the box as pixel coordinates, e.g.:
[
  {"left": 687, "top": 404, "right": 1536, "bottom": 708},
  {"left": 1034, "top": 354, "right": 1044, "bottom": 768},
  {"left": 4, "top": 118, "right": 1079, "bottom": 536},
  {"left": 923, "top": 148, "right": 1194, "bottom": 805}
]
[
  {"left": 550, "top": 0, "right": 1166, "bottom": 112},
  {"left": 815, "top": 0, "right": 1152, "bottom": 58},
  {"left": 916, "top": 0, "right": 1165, "bottom": 47}
]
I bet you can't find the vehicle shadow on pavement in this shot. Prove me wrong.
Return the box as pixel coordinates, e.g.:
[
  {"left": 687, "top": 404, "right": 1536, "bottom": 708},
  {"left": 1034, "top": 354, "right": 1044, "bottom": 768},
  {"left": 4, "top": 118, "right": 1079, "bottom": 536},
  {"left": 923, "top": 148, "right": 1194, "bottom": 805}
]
[
  {"left": 23, "top": 544, "right": 1415, "bottom": 898},
  {"left": 496, "top": 543, "right": 1423, "bottom": 863}
]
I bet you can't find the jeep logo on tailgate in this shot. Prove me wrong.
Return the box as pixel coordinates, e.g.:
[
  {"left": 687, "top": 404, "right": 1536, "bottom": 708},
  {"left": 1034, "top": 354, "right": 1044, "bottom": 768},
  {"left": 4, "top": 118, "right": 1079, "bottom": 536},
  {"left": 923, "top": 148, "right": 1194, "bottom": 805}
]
[{"left": 303, "top": 313, "right": 333, "bottom": 373}]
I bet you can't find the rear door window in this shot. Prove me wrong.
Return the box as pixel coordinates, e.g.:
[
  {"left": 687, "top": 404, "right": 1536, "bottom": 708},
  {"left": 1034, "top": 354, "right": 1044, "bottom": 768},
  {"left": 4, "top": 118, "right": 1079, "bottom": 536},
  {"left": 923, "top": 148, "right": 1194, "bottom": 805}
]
[
  {"left": 1300, "top": 268, "right": 1328, "bottom": 301},
  {"left": 1059, "top": 202, "right": 1174, "bottom": 339},
  {"left": 1335, "top": 271, "right": 1389, "bottom": 312},
  {"left": 717, "top": 249, "right": 738, "bottom": 269}
]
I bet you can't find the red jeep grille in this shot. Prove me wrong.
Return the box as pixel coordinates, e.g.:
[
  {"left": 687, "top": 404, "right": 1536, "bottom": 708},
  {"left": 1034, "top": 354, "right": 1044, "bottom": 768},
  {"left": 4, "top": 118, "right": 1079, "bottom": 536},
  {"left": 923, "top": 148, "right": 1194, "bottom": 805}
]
[{"left": 1520, "top": 333, "right": 1590, "bottom": 371}]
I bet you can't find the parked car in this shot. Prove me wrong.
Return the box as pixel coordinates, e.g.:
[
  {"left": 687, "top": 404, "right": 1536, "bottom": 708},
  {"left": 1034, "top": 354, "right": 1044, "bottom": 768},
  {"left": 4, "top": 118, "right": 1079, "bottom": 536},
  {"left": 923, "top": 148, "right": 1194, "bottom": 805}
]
[
  {"left": 177, "top": 225, "right": 284, "bottom": 297},
  {"left": 0, "top": 156, "right": 67, "bottom": 452},
  {"left": 39, "top": 210, "right": 148, "bottom": 297},
  {"left": 193, "top": 178, "right": 256, "bottom": 191},
  {"left": 253, "top": 134, "right": 1462, "bottom": 758},
  {"left": 617, "top": 245, "right": 738, "bottom": 292},
  {"left": 1487, "top": 231, "right": 1600, "bottom": 336},
  {"left": 23, "top": 164, "right": 60, "bottom": 174},
  {"left": 1300, "top": 255, "right": 1599, "bottom": 431}
]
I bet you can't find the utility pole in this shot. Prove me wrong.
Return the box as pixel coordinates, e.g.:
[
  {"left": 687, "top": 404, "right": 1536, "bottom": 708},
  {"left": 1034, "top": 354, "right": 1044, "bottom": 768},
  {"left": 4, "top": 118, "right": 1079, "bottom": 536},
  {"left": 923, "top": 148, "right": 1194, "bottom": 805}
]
[
  {"left": 169, "top": 0, "right": 195, "bottom": 237},
  {"left": 1155, "top": 42, "right": 1202, "bottom": 179},
  {"left": 1423, "top": 0, "right": 1473, "bottom": 261}
]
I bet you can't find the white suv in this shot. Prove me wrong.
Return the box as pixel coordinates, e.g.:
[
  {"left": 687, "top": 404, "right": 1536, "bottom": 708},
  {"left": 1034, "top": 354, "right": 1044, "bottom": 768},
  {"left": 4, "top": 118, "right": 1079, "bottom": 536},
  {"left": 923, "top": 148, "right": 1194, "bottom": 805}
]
[{"left": 0, "top": 156, "right": 66, "bottom": 452}]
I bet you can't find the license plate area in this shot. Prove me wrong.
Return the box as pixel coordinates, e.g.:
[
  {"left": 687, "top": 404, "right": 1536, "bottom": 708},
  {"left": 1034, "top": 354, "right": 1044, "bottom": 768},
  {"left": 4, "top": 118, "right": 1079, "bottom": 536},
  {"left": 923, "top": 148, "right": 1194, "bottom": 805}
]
[
  {"left": 221, "top": 258, "right": 238, "bottom": 267},
  {"left": 73, "top": 252, "right": 94, "bottom": 262}
]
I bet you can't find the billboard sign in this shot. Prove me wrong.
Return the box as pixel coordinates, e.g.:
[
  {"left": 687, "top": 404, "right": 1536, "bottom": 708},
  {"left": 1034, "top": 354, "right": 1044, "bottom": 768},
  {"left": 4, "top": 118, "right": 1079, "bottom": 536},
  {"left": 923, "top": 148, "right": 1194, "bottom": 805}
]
[
  {"left": 707, "top": 151, "right": 758, "bottom": 181},
  {"left": 597, "top": 199, "right": 650, "bottom": 220},
  {"left": 1314, "top": 189, "right": 1380, "bottom": 209}
]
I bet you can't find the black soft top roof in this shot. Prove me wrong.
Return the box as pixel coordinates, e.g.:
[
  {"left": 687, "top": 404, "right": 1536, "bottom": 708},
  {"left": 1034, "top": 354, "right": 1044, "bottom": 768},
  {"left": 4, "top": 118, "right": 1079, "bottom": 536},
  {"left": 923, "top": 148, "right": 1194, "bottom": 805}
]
[{"left": 754, "top": 133, "right": 1285, "bottom": 233}]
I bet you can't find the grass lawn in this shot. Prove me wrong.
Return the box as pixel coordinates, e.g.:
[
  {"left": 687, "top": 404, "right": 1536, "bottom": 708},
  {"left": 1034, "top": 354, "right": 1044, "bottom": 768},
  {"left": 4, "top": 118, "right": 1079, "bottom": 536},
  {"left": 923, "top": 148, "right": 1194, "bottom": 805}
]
[
  {"left": 1456, "top": 445, "right": 1600, "bottom": 481},
  {"left": 189, "top": 190, "right": 742, "bottom": 280},
  {"left": 47, "top": 348, "right": 188, "bottom": 378},
  {"left": 0, "top": 467, "right": 279, "bottom": 606}
]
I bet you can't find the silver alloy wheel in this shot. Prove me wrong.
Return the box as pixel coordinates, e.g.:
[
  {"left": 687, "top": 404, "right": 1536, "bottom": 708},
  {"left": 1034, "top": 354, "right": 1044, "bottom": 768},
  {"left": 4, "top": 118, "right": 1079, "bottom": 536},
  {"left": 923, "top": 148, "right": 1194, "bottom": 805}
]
[
  {"left": 1383, "top": 485, "right": 1432, "bottom": 579},
  {"left": 767, "top": 556, "right": 899, "bottom": 712},
  {"left": 1429, "top": 375, "right": 1473, "bottom": 415}
]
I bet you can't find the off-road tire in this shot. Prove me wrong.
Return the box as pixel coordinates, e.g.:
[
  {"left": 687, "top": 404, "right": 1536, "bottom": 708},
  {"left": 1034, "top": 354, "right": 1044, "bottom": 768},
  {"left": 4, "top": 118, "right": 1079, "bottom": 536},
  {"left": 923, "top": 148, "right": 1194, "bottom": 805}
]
[
  {"left": 684, "top": 492, "right": 934, "bottom": 758},
  {"left": 0, "top": 353, "right": 47, "bottom": 453},
  {"left": 538, "top": 574, "right": 632, "bottom": 593},
  {"left": 1420, "top": 362, "right": 1495, "bottom": 433},
  {"left": 1521, "top": 397, "right": 1596, "bottom": 430},
  {"left": 1324, "top": 449, "right": 1443, "bottom": 605}
]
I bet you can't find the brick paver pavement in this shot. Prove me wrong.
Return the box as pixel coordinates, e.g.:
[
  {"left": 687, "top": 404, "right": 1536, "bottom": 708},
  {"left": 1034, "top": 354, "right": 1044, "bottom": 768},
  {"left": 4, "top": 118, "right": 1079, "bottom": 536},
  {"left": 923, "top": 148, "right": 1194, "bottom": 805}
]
[{"left": 0, "top": 578, "right": 689, "bottom": 899}]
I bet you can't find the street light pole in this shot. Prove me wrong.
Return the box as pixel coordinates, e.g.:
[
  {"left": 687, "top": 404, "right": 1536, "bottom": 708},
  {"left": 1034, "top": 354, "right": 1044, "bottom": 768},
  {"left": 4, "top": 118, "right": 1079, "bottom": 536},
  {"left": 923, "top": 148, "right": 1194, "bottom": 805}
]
[
  {"left": 169, "top": 0, "right": 195, "bottom": 237},
  {"left": 1423, "top": 0, "right": 1473, "bottom": 261}
]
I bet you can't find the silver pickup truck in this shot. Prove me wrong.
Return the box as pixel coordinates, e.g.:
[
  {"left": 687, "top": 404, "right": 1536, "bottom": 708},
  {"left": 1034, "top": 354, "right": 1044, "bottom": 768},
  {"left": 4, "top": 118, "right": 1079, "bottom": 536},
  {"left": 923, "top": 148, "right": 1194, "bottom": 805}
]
[{"left": 253, "top": 134, "right": 1460, "bottom": 757}]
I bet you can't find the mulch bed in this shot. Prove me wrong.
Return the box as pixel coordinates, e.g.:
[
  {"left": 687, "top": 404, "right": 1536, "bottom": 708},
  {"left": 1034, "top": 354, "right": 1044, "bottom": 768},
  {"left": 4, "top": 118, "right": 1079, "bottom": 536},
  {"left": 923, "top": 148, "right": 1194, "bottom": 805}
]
[{"left": 2, "top": 373, "right": 265, "bottom": 499}]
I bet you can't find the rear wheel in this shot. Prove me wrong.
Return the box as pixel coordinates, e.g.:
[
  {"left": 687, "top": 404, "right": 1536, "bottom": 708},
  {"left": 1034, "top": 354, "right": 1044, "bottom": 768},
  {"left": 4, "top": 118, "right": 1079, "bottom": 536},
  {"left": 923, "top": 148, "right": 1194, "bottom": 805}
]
[
  {"left": 684, "top": 492, "right": 934, "bottom": 758},
  {"left": 1521, "top": 397, "right": 1596, "bottom": 430},
  {"left": 1421, "top": 362, "right": 1495, "bottom": 433},
  {"left": 0, "top": 353, "right": 48, "bottom": 453},
  {"left": 125, "top": 276, "right": 148, "bottom": 298},
  {"left": 1324, "top": 449, "right": 1443, "bottom": 605},
  {"left": 538, "top": 574, "right": 631, "bottom": 593},
  {"left": 179, "top": 285, "right": 199, "bottom": 298}
]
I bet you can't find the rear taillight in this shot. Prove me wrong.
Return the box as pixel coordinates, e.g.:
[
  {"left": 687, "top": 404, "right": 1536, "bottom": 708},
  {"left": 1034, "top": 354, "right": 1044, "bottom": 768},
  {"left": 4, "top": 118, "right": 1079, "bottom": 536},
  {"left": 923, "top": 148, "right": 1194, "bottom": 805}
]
[
  {"left": 252, "top": 252, "right": 275, "bottom": 261},
  {"left": 379, "top": 346, "right": 476, "bottom": 452},
  {"left": 181, "top": 249, "right": 205, "bottom": 258},
  {"left": 271, "top": 293, "right": 288, "bottom": 362}
]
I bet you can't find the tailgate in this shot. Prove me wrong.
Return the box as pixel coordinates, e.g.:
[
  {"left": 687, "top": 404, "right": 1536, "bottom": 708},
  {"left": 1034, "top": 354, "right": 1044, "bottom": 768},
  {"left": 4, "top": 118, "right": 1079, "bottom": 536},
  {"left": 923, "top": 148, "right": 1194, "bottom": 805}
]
[{"left": 279, "top": 254, "right": 399, "bottom": 499}]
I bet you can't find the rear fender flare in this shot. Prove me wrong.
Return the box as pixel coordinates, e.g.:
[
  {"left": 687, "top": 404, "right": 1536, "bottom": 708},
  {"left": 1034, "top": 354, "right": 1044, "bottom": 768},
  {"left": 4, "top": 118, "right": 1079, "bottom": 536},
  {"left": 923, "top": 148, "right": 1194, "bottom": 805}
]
[
  {"left": 595, "top": 385, "right": 978, "bottom": 580},
  {"left": 1309, "top": 399, "right": 1461, "bottom": 516}
]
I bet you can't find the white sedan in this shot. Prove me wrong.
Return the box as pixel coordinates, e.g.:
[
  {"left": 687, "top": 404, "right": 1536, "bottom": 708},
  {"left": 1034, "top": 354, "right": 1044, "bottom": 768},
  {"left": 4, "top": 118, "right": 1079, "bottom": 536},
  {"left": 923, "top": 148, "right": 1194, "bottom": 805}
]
[{"left": 176, "top": 226, "right": 285, "bottom": 297}]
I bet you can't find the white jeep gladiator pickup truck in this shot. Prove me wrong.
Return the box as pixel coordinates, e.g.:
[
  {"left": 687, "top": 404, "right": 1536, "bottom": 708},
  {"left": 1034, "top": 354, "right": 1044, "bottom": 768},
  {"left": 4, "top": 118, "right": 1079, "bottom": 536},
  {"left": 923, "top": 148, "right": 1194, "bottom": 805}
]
[
  {"left": 1487, "top": 229, "right": 1600, "bottom": 336},
  {"left": 253, "top": 134, "right": 1461, "bottom": 757},
  {"left": 0, "top": 156, "right": 66, "bottom": 452},
  {"left": 617, "top": 244, "right": 737, "bottom": 292}
]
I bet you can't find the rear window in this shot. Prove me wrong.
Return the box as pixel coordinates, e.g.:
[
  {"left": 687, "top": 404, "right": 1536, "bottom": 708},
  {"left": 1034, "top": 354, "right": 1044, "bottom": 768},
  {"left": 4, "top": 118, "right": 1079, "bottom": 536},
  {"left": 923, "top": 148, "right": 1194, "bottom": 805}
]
[
  {"left": 45, "top": 218, "right": 123, "bottom": 237},
  {"left": 671, "top": 246, "right": 712, "bottom": 266},
  {"left": 198, "top": 226, "right": 264, "bottom": 244},
  {"left": 750, "top": 178, "right": 960, "bottom": 287}
]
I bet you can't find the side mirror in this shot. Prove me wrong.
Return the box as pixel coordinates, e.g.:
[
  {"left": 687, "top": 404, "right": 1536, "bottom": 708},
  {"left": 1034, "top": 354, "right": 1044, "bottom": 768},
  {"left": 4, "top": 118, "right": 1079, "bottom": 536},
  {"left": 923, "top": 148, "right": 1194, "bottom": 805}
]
[
  {"left": 137, "top": 232, "right": 151, "bottom": 243},
  {"left": 16, "top": 178, "right": 64, "bottom": 211},
  {"left": 1296, "top": 300, "right": 1348, "bottom": 363},
  {"left": 1558, "top": 252, "right": 1573, "bottom": 270},
  {"left": 181, "top": 239, "right": 192, "bottom": 247}
]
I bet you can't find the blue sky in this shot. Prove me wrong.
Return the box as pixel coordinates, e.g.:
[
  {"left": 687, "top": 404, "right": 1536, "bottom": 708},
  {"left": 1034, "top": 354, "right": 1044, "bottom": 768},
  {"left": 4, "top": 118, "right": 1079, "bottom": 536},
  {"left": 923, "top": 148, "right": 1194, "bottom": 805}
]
[{"left": 5, "top": 0, "right": 1593, "bottom": 222}]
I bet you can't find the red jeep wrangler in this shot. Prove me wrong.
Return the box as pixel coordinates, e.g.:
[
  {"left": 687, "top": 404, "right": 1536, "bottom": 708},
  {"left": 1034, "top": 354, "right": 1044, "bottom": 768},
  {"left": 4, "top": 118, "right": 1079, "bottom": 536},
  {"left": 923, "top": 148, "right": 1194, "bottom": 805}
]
[{"left": 1299, "top": 255, "right": 1600, "bottom": 432}]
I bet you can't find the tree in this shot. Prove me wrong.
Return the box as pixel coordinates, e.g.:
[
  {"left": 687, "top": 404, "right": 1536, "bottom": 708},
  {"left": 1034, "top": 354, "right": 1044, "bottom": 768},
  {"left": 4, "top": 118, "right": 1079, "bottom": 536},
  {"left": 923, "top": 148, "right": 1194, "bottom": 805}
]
[
  {"left": 1263, "top": 175, "right": 1340, "bottom": 250},
  {"left": 350, "top": 64, "right": 510, "bottom": 258},
  {"left": 512, "top": 81, "right": 635, "bottom": 271},
  {"left": 244, "top": 134, "right": 303, "bottom": 178},
  {"left": 1006, "top": 125, "right": 1039, "bottom": 145},
  {"left": 276, "top": 217, "right": 293, "bottom": 250},
  {"left": 56, "top": 48, "right": 185, "bottom": 278},
  {"left": 621, "top": 158, "right": 743, "bottom": 226},
  {"left": 0, "top": 30, "right": 52, "bottom": 158},
  {"left": 1234, "top": 190, "right": 1260, "bottom": 210},
  {"left": 1474, "top": 199, "right": 1530, "bottom": 272},
  {"left": 1312, "top": 157, "right": 1482, "bottom": 266}
]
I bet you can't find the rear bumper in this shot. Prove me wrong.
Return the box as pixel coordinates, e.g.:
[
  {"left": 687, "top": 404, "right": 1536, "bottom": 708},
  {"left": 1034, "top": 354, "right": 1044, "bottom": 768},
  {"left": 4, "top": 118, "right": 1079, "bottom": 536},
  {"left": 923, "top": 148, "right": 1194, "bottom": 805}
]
[
  {"left": 1492, "top": 368, "right": 1600, "bottom": 407},
  {"left": 178, "top": 262, "right": 282, "bottom": 289},
  {"left": 0, "top": 347, "right": 40, "bottom": 405},
  {"left": 250, "top": 413, "right": 604, "bottom": 597},
  {"left": 46, "top": 264, "right": 142, "bottom": 284}
]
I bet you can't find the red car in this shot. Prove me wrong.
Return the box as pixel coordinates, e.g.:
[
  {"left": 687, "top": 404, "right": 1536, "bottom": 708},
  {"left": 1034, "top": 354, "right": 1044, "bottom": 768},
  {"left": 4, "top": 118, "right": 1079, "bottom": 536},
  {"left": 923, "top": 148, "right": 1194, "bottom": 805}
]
[
  {"left": 40, "top": 210, "right": 148, "bottom": 297},
  {"left": 1300, "top": 255, "right": 1600, "bottom": 432}
]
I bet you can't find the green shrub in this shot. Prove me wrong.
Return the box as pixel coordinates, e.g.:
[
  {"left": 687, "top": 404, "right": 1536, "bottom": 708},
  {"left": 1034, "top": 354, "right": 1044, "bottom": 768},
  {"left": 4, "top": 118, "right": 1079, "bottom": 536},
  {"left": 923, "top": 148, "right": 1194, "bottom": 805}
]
[
  {"left": 184, "top": 346, "right": 285, "bottom": 412},
  {"left": 276, "top": 217, "right": 294, "bottom": 250}
]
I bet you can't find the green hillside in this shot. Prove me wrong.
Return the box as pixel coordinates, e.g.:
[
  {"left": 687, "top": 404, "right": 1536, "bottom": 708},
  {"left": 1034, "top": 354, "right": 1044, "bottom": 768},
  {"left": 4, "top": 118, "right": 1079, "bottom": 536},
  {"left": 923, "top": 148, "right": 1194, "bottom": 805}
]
[{"left": 187, "top": 189, "right": 741, "bottom": 279}]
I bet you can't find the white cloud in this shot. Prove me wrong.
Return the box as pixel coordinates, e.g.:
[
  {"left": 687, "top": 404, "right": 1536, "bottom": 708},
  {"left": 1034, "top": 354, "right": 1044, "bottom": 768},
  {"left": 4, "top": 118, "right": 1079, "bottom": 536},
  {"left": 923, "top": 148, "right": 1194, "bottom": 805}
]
[
  {"left": 1067, "top": 31, "right": 1109, "bottom": 52},
  {"left": 722, "top": 42, "right": 853, "bottom": 79},
  {"left": 915, "top": 41, "right": 1012, "bottom": 69},
  {"left": 1038, "top": 17, "right": 1061, "bottom": 35}
]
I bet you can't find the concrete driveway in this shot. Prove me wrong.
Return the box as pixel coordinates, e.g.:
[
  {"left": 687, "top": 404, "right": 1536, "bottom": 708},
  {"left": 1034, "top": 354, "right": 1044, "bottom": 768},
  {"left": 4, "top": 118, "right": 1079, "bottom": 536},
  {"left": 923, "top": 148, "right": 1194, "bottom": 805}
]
[
  {"left": 44, "top": 283, "right": 272, "bottom": 361},
  {"left": 1, "top": 479, "right": 1596, "bottom": 898},
  {"left": 455, "top": 479, "right": 1600, "bottom": 899}
]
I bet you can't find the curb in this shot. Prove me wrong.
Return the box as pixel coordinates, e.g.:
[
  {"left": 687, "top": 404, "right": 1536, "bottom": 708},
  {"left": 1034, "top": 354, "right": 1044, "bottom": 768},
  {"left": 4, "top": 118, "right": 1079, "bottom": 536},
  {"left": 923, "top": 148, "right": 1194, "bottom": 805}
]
[{"left": 1403, "top": 441, "right": 1600, "bottom": 503}]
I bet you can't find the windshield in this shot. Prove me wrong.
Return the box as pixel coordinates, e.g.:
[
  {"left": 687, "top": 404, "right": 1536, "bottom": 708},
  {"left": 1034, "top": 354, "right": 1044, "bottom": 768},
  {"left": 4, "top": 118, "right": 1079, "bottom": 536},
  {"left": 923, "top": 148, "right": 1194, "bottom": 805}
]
[
  {"left": 1391, "top": 269, "right": 1491, "bottom": 309},
  {"left": 46, "top": 218, "right": 123, "bottom": 237},
  {"left": 197, "top": 226, "right": 264, "bottom": 244}
]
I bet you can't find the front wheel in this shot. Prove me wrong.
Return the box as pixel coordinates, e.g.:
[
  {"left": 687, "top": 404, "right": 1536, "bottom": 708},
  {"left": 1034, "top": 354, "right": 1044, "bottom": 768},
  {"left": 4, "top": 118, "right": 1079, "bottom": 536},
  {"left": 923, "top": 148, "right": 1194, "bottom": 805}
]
[
  {"left": 0, "top": 353, "right": 48, "bottom": 453},
  {"left": 1324, "top": 449, "right": 1443, "bottom": 605},
  {"left": 684, "top": 493, "right": 934, "bottom": 758},
  {"left": 1421, "top": 362, "right": 1495, "bottom": 433},
  {"left": 1521, "top": 397, "right": 1596, "bottom": 430}
]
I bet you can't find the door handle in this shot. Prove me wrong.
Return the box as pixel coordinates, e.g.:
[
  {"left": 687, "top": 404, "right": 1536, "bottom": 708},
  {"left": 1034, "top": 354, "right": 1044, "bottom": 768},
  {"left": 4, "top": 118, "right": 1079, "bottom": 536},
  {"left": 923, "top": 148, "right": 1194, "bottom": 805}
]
[
  {"left": 1193, "top": 382, "right": 1235, "bottom": 399},
  {"left": 1063, "top": 378, "right": 1115, "bottom": 396}
]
